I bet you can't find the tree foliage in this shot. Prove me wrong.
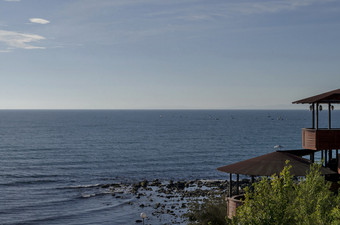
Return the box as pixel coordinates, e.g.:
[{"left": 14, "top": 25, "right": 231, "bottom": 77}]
[
  {"left": 232, "top": 162, "right": 340, "bottom": 225},
  {"left": 184, "top": 194, "right": 228, "bottom": 225},
  {"left": 185, "top": 162, "right": 340, "bottom": 225}
]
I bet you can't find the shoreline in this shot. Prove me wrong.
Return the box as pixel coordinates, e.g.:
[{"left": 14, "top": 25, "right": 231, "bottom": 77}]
[{"left": 98, "top": 179, "right": 251, "bottom": 224}]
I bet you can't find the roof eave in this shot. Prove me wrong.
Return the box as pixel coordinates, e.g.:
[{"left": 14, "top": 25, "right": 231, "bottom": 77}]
[{"left": 292, "top": 89, "right": 340, "bottom": 104}]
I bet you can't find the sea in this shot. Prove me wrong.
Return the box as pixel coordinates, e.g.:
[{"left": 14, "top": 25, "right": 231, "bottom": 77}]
[{"left": 1, "top": 109, "right": 339, "bottom": 225}]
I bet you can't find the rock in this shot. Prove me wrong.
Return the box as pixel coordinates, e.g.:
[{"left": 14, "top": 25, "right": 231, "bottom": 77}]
[
  {"left": 197, "top": 180, "right": 203, "bottom": 187},
  {"left": 135, "top": 219, "right": 142, "bottom": 223},
  {"left": 175, "top": 181, "right": 185, "bottom": 190},
  {"left": 140, "top": 180, "right": 148, "bottom": 188},
  {"left": 132, "top": 183, "right": 141, "bottom": 193},
  {"left": 150, "top": 179, "right": 162, "bottom": 186},
  {"left": 139, "top": 204, "right": 145, "bottom": 208},
  {"left": 158, "top": 188, "right": 166, "bottom": 194},
  {"left": 101, "top": 184, "right": 110, "bottom": 188},
  {"left": 167, "top": 180, "right": 174, "bottom": 189},
  {"left": 155, "top": 203, "right": 161, "bottom": 209},
  {"left": 137, "top": 193, "right": 144, "bottom": 198}
]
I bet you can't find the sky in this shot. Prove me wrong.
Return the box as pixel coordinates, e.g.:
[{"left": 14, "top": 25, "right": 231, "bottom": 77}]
[{"left": 1, "top": 0, "right": 340, "bottom": 109}]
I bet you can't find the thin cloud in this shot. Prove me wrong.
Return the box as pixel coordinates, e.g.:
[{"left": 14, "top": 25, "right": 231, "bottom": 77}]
[
  {"left": 0, "top": 30, "right": 45, "bottom": 51},
  {"left": 0, "top": 49, "right": 11, "bottom": 53},
  {"left": 29, "top": 18, "right": 50, "bottom": 24},
  {"left": 3, "top": 0, "right": 21, "bottom": 2}
]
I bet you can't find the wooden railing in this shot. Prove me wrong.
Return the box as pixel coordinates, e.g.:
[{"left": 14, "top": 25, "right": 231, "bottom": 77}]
[{"left": 302, "top": 128, "right": 340, "bottom": 150}]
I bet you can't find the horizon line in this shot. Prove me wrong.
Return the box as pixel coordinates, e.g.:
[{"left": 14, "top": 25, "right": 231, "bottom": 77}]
[{"left": 0, "top": 108, "right": 306, "bottom": 111}]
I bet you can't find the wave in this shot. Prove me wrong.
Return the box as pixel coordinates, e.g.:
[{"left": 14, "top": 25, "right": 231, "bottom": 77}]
[
  {"left": 0, "top": 179, "right": 59, "bottom": 187},
  {"left": 1, "top": 174, "right": 64, "bottom": 179},
  {"left": 1, "top": 199, "right": 133, "bottom": 225},
  {"left": 0, "top": 196, "right": 78, "bottom": 215},
  {"left": 79, "top": 192, "right": 110, "bottom": 198},
  {"left": 57, "top": 183, "right": 103, "bottom": 189}
]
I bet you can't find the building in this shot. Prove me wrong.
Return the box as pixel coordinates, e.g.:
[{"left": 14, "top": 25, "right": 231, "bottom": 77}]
[{"left": 218, "top": 89, "right": 340, "bottom": 218}]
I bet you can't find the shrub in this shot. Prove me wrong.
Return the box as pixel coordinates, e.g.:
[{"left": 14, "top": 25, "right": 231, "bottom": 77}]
[
  {"left": 185, "top": 162, "right": 340, "bottom": 225},
  {"left": 233, "top": 162, "right": 340, "bottom": 225},
  {"left": 184, "top": 194, "right": 228, "bottom": 225}
]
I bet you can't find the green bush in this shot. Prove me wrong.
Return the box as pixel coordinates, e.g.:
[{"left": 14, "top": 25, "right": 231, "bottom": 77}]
[
  {"left": 233, "top": 162, "right": 340, "bottom": 225},
  {"left": 184, "top": 194, "right": 228, "bottom": 225},
  {"left": 185, "top": 162, "right": 340, "bottom": 225}
]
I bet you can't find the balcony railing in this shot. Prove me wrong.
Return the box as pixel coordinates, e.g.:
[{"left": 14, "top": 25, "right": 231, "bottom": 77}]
[{"left": 302, "top": 128, "right": 340, "bottom": 150}]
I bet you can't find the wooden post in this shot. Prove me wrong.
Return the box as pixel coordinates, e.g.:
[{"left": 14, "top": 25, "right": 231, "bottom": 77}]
[
  {"left": 337, "top": 150, "right": 339, "bottom": 173},
  {"left": 328, "top": 103, "right": 332, "bottom": 129},
  {"left": 316, "top": 103, "right": 319, "bottom": 130},
  {"left": 325, "top": 150, "right": 328, "bottom": 166},
  {"left": 310, "top": 152, "right": 314, "bottom": 163},
  {"left": 229, "top": 173, "right": 232, "bottom": 197},
  {"left": 236, "top": 174, "right": 239, "bottom": 195},
  {"left": 251, "top": 175, "right": 255, "bottom": 183},
  {"left": 329, "top": 149, "right": 332, "bottom": 161},
  {"left": 312, "top": 103, "right": 315, "bottom": 129}
]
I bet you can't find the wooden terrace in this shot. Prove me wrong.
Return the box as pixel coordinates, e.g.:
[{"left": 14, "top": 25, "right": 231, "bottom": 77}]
[
  {"left": 218, "top": 89, "right": 340, "bottom": 218},
  {"left": 293, "top": 89, "right": 340, "bottom": 151},
  {"left": 302, "top": 128, "right": 340, "bottom": 150}
]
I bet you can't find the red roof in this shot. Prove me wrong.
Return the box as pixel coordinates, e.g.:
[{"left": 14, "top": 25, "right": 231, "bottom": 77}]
[{"left": 293, "top": 89, "right": 340, "bottom": 104}]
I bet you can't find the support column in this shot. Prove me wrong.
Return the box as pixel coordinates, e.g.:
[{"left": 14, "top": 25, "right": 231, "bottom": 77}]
[
  {"left": 229, "top": 173, "right": 232, "bottom": 197},
  {"left": 316, "top": 103, "right": 319, "bottom": 130},
  {"left": 236, "top": 174, "right": 239, "bottom": 195},
  {"left": 328, "top": 103, "right": 332, "bottom": 129},
  {"left": 312, "top": 103, "right": 315, "bottom": 129},
  {"left": 337, "top": 150, "right": 339, "bottom": 173},
  {"left": 310, "top": 152, "right": 314, "bottom": 163}
]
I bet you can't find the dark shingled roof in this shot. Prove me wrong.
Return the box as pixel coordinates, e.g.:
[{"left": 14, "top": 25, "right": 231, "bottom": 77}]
[
  {"left": 293, "top": 89, "right": 340, "bottom": 104},
  {"left": 217, "top": 151, "right": 336, "bottom": 176}
]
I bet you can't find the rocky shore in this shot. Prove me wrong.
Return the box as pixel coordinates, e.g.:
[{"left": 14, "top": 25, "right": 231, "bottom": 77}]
[{"left": 99, "top": 179, "right": 251, "bottom": 224}]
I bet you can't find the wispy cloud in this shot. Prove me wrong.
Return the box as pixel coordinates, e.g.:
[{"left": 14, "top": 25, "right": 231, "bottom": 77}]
[
  {"left": 223, "top": 0, "right": 333, "bottom": 15},
  {"left": 0, "top": 30, "right": 45, "bottom": 51},
  {"left": 0, "top": 49, "right": 11, "bottom": 53},
  {"left": 29, "top": 18, "right": 50, "bottom": 25},
  {"left": 46, "top": 0, "right": 337, "bottom": 47},
  {"left": 3, "top": 0, "right": 21, "bottom": 2}
]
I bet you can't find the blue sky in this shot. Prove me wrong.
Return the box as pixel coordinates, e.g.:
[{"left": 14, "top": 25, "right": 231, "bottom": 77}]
[{"left": 1, "top": 0, "right": 340, "bottom": 109}]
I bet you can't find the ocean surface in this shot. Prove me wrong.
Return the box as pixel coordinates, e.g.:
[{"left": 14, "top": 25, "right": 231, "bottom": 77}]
[{"left": 1, "top": 109, "right": 339, "bottom": 224}]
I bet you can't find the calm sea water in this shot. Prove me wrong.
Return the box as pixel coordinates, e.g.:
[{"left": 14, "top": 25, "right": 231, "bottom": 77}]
[{"left": 1, "top": 110, "right": 339, "bottom": 224}]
